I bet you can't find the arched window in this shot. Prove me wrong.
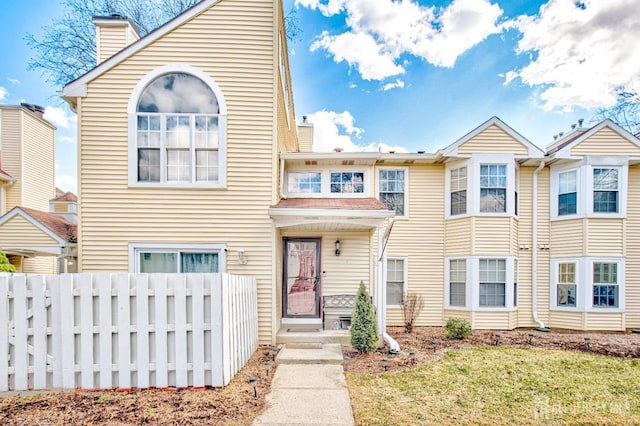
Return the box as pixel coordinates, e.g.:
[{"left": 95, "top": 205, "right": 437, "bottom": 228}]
[{"left": 129, "top": 67, "right": 226, "bottom": 187}]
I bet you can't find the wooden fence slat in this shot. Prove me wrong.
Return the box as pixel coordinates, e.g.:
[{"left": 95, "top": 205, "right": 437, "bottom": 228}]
[
  {"left": 136, "top": 275, "right": 150, "bottom": 389},
  {"left": 211, "top": 274, "right": 224, "bottom": 386},
  {"left": 0, "top": 275, "right": 9, "bottom": 391},
  {"left": 79, "top": 274, "right": 94, "bottom": 389},
  {"left": 60, "top": 274, "right": 75, "bottom": 389},
  {"left": 31, "top": 275, "right": 48, "bottom": 389},
  {"left": 192, "top": 275, "right": 205, "bottom": 387},
  {"left": 97, "top": 274, "right": 112, "bottom": 389},
  {"left": 116, "top": 274, "right": 131, "bottom": 388},
  {"left": 49, "top": 275, "right": 62, "bottom": 388},
  {"left": 175, "top": 275, "right": 188, "bottom": 387},
  {"left": 154, "top": 274, "right": 169, "bottom": 388},
  {"left": 13, "top": 275, "right": 29, "bottom": 390}
]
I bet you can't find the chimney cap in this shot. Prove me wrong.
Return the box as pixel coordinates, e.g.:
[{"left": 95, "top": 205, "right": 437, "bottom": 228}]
[
  {"left": 333, "top": 147, "right": 344, "bottom": 152},
  {"left": 20, "top": 102, "right": 45, "bottom": 116}
]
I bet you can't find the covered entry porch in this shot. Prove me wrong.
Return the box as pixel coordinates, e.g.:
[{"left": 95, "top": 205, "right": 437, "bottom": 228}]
[{"left": 269, "top": 198, "right": 395, "bottom": 345}]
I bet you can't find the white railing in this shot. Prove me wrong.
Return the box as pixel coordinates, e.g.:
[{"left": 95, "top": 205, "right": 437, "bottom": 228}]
[{"left": 0, "top": 273, "right": 258, "bottom": 391}]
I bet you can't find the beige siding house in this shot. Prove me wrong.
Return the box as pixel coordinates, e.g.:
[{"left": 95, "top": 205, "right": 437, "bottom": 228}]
[
  {"left": 62, "top": 0, "right": 640, "bottom": 346},
  {"left": 0, "top": 104, "right": 77, "bottom": 273}
]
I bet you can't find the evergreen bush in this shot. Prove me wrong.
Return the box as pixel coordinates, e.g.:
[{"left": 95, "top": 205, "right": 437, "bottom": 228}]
[
  {"left": 0, "top": 251, "right": 16, "bottom": 273},
  {"left": 445, "top": 318, "right": 472, "bottom": 339},
  {"left": 351, "top": 281, "right": 379, "bottom": 353}
]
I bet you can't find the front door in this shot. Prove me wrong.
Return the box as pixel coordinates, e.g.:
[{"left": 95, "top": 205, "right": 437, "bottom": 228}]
[{"left": 283, "top": 238, "right": 321, "bottom": 317}]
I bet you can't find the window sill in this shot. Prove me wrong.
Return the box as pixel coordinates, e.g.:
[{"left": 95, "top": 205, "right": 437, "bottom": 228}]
[{"left": 129, "top": 182, "right": 227, "bottom": 189}]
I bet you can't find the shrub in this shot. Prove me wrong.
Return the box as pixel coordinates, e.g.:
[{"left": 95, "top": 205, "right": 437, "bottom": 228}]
[
  {"left": 446, "top": 318, "right": 471, "bottom": 340},
  {"left": 0, "top": 250, "right": 16, "bottom": 273},
  {"left": 351, "top": 281, "right": 379, "bottom": 353},
  {"left": 401, "top": 293, "right": 424, "bottom": 333}
]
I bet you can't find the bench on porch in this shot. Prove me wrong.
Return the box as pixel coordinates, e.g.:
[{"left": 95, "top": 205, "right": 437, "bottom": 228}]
[{"left": 322, "top": 294, "right": 356, "bottom": 330}]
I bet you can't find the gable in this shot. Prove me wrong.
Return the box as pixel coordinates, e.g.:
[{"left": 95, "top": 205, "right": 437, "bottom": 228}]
[
  {"left": 570, "top": 127, "right": 640, "bottom": 156},
  {"left": 0, "top": 214, "right": 61, "bottom": 247},
  {"left": 457, "top": 124, "right": 530, "bottom": 155}
]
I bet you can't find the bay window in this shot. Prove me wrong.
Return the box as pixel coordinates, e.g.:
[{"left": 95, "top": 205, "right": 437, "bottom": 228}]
[
  {"left": 593, "top": 262, "right": 618, "bottom": 307},
  {"left": 557, "top": 262, "right": 577, "bottom": 307},
  {"left": 479, "top": 259, "right": 506, "bottom": 306},
  {"left": 450, "top": 167, "right": 467, "bottom": 216},
  {"left": 593, "top": 168, "right": 619, "bottom": 213},
  {"left": 480, "top": 164, "right": 507, "bottom": 213},
  {"left": 558, "top": 170, "right": 577, "bottom": 216},
  {"left": 448, "top": 259, "right": 466, "bottom": 307}
]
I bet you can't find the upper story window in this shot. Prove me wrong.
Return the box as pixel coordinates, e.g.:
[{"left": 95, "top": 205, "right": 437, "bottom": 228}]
[
  {"left": 450, "top": 167, "right": 467, "bottom": 216},
  {"left": 330, "top": 172, "right": 364, "bottom": 193},
  {"left": 480, "top": 164, "right": 507, "bottom": 213},
  {"left": 129, "top": 66, "right": 227, "bottom": 188},
  {"left": 378, "top": 168, "right": 407, "bottom": 217},
  {"left": 593, "top": 168, "right": 619, "bottom": 213},
  {"left": 288, "top": 172, "right": 321, "bottom": 193},
  {"left": 551, "top": 163, "right": 626, "bottom": 219},
  {"left": 558, "top": 170, "right": 577, "bottom": 216}
]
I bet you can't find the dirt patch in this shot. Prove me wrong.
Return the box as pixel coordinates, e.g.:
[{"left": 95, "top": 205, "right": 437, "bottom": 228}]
[
  {"left": 343, "top": 327, "right": 640, "bottom": 374},
  {"left": 0, "top": 346, "right": 277, "bottom": 425}
]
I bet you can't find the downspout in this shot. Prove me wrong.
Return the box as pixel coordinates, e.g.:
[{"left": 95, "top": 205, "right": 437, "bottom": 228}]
[
  {"left": 532, "top": 161, "right": 548, "bottom": 331},
  {"left": 377, "top": 219, "right": 401, "bottom": 353}
]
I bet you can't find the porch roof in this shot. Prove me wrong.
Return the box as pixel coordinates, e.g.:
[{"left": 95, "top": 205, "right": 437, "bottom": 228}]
[{"left": 269, "top": 197, "right": 394, "bottom": 231}]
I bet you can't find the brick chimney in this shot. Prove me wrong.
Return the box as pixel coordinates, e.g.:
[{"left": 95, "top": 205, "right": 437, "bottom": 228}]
[{"left": 93, "top": 14, "right": 140, "bottom": 64}]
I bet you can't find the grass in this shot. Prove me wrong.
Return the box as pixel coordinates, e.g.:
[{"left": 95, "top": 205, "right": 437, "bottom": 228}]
[{"left": 347, "top": 347, "right": 640, "bottom": 425}]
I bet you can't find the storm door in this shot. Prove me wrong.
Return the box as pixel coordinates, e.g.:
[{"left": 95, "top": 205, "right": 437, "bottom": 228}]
[{"left": 283, "top": 238, "right": 321, "bottom": 317}]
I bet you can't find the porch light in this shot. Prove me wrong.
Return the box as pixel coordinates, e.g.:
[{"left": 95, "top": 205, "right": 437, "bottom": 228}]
[
  {"left": 382, "top": 358, "right": 389, "bottom": 371},
  {"left": 238, "top": 249, "right": 248, "bottom": 265},
  {"left": 335, "top": 240, "right": 341, "bottom": 256},
  {"left": 264, "top": 361, "right": 271, "bottom": 377},
  {"left": 249, "top": 376, "right": 258, "bottom": 397}
]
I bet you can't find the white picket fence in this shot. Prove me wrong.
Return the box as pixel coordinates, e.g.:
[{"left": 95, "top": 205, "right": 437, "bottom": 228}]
[{"left": 0, "top": 273, "right": 258, "bottom": 391}]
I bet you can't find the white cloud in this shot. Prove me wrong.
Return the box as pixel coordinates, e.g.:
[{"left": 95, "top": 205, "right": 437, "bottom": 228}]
[
  {"left": 306, "top": 110, "right": 407, "bottom": 153},
  {"left": 56, "top": 174, "right": 77, "bottom": 194},
  {"left": 44, "top": 106, "right": 77, "bottom": 129},
  {"left": 507, "top": 0, "right": 640, "bottom": 110},
  {"left": 382, "top": 79, "right": 405, "bottom": 91},
  {"left": 300, "top": 0, "right": 503, "bottom": 80},
  {"left": 58, "top": 136, "right": 76, "bottom": 144},
  {"left": 7, "top": 78, "right": 19, "bottom": 85},
  {"left": 0, "top": 86, "right": 7, "bottom": 101}
]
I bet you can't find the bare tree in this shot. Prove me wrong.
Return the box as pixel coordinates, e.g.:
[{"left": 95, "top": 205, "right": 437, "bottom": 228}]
[{"left": 592, "top": 90, "right": 640, "bottom": 136}]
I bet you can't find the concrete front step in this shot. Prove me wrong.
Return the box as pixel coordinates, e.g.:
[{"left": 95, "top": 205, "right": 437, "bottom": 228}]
[
  {"left": 276, "top": 343, "right": 345, "bottom": 365},
  {"left": 276, "top": 329, "right": 351, "bottom": 345}
]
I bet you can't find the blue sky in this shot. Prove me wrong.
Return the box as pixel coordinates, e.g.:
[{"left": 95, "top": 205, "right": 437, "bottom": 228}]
[{"left": 1, "top": 0, "right": 639, "bottom": 193}]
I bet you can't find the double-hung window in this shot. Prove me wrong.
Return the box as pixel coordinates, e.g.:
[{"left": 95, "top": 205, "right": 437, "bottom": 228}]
[
  {"left": 558, "top": 170, "right": 577, "bottom": 215},
  {"left": 479, "top": 259, "right": 506, "bottom": 306},
  {"left": 593, "top": 262, "right": 618, "bottom": 307},
  {"left": 378, "top": 169, "right": 406, "bottom": 216},
  {"left": 593, "top": 168, "right": 619, "bottom": 213},
  {"left": 132, "top": 70, "right": 226, "bottom": 187},
  {"left": 450, "top": 167, "right": 467, "bottom": 216},
  {"left": 386, "top": 258, "right": 406, "bottom": 306},
  {"left": 557, "top": 262, "right": 577, "bottom": 307},
  {"left": 480, "top": 164, "right": 507, "bottom": 213},
  {"left": 449, "top": 259, "right": 466, "bottom": 307},
  {"left": 331, "top": 172, "right": 364, "bottom": 193}
]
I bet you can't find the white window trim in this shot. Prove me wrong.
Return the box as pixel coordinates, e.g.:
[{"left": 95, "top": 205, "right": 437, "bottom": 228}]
[
  {"left": 284, "top": 167, "right": 370, "bottom": 198},
  {"left": 445, "top": 257, "right": 469, "bottom": 309},
  {"left": 386, "top": 256, "right": 408, "bottom": 307},
  {"left": 550, "top": 257, "right": 625, "bottom": 312},
  {"left": 128, "top": 242, "right": 226, "bottom": 273},
  {"left": 375, "top": 166, "right": 409, "bottom": 219},
  {"left": 445, "top": 256, "right": 517, "bottom": 311},
  {"left": 550, "top": 159, "right": 628, "bottom": 220},
  {"left": 127, "top": 64, "right": 228, "bottom": 189},
  {"left": 445, "top": 154, "right": 518, "bottom": 219}
]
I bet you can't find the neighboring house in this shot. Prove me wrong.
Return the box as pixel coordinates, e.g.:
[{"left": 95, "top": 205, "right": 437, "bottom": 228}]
[
  {"left": 0, "top": 103, "right": 77, "bottom": 273},
  {"left": 61, "top": 0, "right": 640, "bottom": 346}
]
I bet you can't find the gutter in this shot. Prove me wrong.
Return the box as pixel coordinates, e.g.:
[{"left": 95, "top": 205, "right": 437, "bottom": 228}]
[
  {"left": 376, "top": 218, "right": 401, "bottom": 353},
  {"left": 532, "top": 161, "right": 548, "bottom": 331}
]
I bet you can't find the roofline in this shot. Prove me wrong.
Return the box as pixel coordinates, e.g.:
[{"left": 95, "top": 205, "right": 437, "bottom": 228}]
[
  {"left": 61, "top": 0, "right": 221, "bottom": 99},
  {"left": 549, "top": 119, "right": 640, "bottom": 158},
  {"left": 441, "top": 116, "right": 544, "bottom": 158},
  {"left": 268, "top": 207, "right": 395, "bottom": 219},
  {"left": 0, "top": 208, "right": 69, "bottom": 246},
  {"left": 281, "top": 151, "right": 438, "bottom": 164},
  {"left": 0, "top": 104, "right": 57, "bottom": 130}
]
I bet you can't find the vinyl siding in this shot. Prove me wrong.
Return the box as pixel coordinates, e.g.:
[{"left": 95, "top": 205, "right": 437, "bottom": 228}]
[
  {"left": 549, "top": 311, "right": 585, "bottom": 330},
  {"left": 386, "top": 165, "right": 445, "bottom": 327},
  {"left": 297, "top": 125, "right": 313, "bottom": 152},
  {"left": 626, "top": 166, "right": 640, "bottom": 328},
  {"left": 0, "top": 215, "right": 60, "bottom": 246},
  {"left": 550, "top": 219, "right": 584, "bottom": 256},
  {"left": 585, "top": 312, "right": 624, "bottom": 331},
  {"left": 457, "top": 125, "right": 529, "bottom": 155},
  {"left": 23, "top": 256, "right": 56, "bottom": 274},
  {"left": 471, "top": 311, "right": 516, "bottom": 329},
  {"left": 96, "top": 25, "right": 130, "bottom": 64},
  {"left": 444, "top": 218, "right": 472, "bottom": 255},
  {"left": 443, "top": 309, "right": 471, "bottom": 324},
  {"left": 77, "top": 0, "right": 279, "bottom": 344},
  {"left": 20, "top": 111, "right": 55, "bottom": 211},
  {"left": 571, "top": 127, "right": 640, "bottom": 156},
  {"left": 586, "top": 219, "right": 624, "bottom": 256},
  {"left": 275, "top": 1, "right": 297, "bottom": 154},
  {"left": 473, "top": 217, "right": 515, "bottom": 255},
  {"left": 1, "top": 108, "right": 22, "bottom": 211}
]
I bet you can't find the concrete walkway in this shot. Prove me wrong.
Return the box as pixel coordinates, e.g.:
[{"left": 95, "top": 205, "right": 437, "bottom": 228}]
[{"left": 253, "top": 343, "right": 354, "bottom": 425}]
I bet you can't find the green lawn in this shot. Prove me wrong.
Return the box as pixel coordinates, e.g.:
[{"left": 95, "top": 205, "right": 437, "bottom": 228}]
[{"left": 347, "top": 347, "right": 640, "bottom": 425}]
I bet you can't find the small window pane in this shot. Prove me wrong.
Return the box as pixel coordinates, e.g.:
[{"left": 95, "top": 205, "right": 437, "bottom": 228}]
[
  {"left": 288, "top": 172, "right": 321, "bottom": 193},
  {"left": 138, "top": 149, "right": 160, "bottom": 182},
  {"left": 167, "top": 149, "right": 191, "bottom": 182},
  {"left": 196, "top": 150, "right": 219, "bottom": 182},
  {"left": 139, "top": 252, "right": 177, "bottom": 273},
  {"left": 181, "top": 252, "right": 219, "bottom": 272},
  {"left": 330, "top": 172, "right": 364, "bottom": 193}
]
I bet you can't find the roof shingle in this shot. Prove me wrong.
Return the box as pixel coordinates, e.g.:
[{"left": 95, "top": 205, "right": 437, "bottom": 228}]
[{"left": 271, "top": 197, "right": 389, "bottom": 210}]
